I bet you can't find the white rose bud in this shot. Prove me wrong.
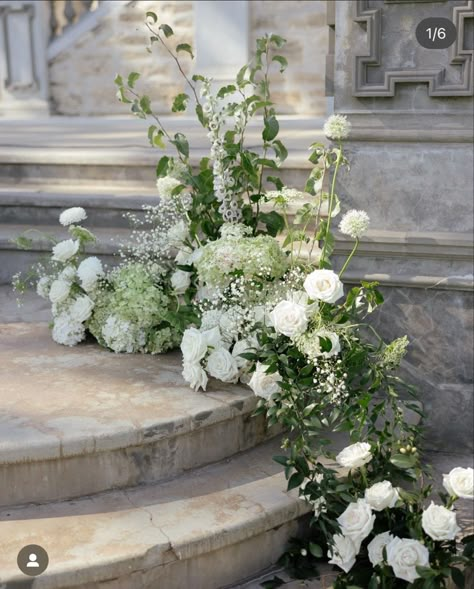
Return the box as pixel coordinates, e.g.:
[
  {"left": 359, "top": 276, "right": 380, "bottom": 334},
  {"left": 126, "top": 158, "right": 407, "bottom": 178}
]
[
  {"left": 336, "top": 442, "right": 373, "bottom": 469},
  {"left": 367, "top": 531, "right": 394, "bottom": 566},
  {"left": 171, "top": 269, "right": 191, "bottom": 294},
  {"left": 327, "top": 534, "right": 357, "bottom": 573},
  {"left": 337, "top": 499, "right": 375, "bottom": 550},
  {"left": 303, "top": 269, "right": 344, "bottom": 304},
  {"left": 248, "top": 362, "right": 282, "bottom": 401},
  {"left": 180, "top": 327, "right": 208, "bottom": 363},
  {"left": 443, "top": 467, "right": 474, "bottom": 500},
  {"left": 421, "top": 502, "right": 461, "bottom": 541},
  {"left": 69, "top": 295, "right": 94, "bottom": 323},
  {"left": 270, "top": 299, "right": 308, "bottom": 338},
  {"left": 365, "top": 481, "right": 400, "bottom": 511},
  {"left": 182, "top": 362, "right": 208, "bottom": 392},
  {"left": 386, "top": 537, "right": 430, "bottom": 584},
  {"left": 206, "top": 348, "right": 239, "bottom": 383},
  {"left": 52, "top": 239, "right": 79, "bottom": 263},
  {"left": 49, "top": 279, "right": 71, "bottom": 304}
]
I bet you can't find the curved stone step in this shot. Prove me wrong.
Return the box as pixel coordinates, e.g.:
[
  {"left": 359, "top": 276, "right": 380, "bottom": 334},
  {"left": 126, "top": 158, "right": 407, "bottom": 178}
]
[
  {"left": 0, "top": 438, "right": 313, "bottom": 589},
  {"left": 0, "top": 323, "right": 279, "bottom": 508}
]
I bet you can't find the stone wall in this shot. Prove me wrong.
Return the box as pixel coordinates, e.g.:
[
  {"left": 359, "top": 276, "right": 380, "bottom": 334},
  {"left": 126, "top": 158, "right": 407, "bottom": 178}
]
[{"left": 48, "top": 0, "right": 328, "bottom": 117}]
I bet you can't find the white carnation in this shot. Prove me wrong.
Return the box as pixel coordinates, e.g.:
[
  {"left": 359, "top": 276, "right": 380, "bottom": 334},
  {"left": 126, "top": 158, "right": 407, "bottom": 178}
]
[
  {"left": 49, "top": 279, "right": 71, "bottom": 304},
  {"left": 327, "top": 534, "right": 357, "bottom": 573},
  {"left": 171, "top": 269, "right": 191, "bottom": 294},
  {"left": 336, "top": 442, "right": 372, "bottom": 469},
  {"left": 52, "top": 312, "right": 86, "bottom": 346},
  {"left": 180, "top": 327, "right": 208, "bottom": 363},
  {"left": 443, "top": 467, "right": 474, "bottom": 499},
  {"left": 421, "top": 502, "right": 461, "bottom": 541},
  {"left": 182, "top": 362, "right": 208, "bottom": 392},
  {"left": 339, "top": 210, "right": 370, "bottom": 239},
  {"left": 59, "top": 207, "right": 87, "bottom": 226},
  {"left": 270, "top": 299, "right": 308, "bottom": 338},
  {"left": 303, "top": 269, "right": 344, "bottom": 304},
  {"left": 368, "top": 532, "right": 394, "bottom": 566},
  {"left": 36, "top": 276, "right": 51, "bottom": 299},
  {"left": 365, "top": 480, "right": 400, "bottom": 511},
  {"left": 69, "top": 295, "right": 94, "bottom": 323},
  {"left": 156, "top": 175, "right": 182, "bottom": 199},
  {"left": 386, "top": 537, "right": 430, "bottom": 583},
  {"left": 249, "top": 362, "right": 282, "bottom": 400},
  {"left": 323, "top": 114, "right": 351, "bottom": 141},
  {"left": 206, "top": 348, "right": 239, "bottom": 383},
  {"left": 337, "top": 499, "right": 375, "bottom": 550},
  {"left": 77, "top": 257, "right": 104, "bottom": 292},
  {"left": 52, "top": 239, "right": 79, "bottom": 263}
]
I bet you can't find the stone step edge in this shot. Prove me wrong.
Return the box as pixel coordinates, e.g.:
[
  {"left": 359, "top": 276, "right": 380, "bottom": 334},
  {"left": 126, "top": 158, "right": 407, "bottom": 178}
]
[{"left": 0, "top": 439, "right": 319, "bottom": 587}]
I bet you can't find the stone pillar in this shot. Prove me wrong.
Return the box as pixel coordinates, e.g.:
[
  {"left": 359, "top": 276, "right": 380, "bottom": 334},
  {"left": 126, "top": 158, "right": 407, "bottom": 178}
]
[
  {"left": 0, "top": 0, "right": 49, "bottom": 117},
  {"left": 332, "top": 0, "right": 473, "bottom": 451}
]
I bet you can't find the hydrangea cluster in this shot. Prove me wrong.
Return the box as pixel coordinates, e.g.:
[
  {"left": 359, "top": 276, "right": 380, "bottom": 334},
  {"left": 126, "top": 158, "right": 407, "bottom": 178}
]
[{"left": 266, "top": 186, "right": 307, "bottom": 209}]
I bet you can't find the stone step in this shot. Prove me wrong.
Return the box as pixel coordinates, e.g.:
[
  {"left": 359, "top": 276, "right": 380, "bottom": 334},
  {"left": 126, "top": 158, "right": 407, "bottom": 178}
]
[
  {"left": 0, "top": 437, "right": 313, "bottom": 589},
  {"left": 0, "top": 323, "right": 280, "bottom": 508}
]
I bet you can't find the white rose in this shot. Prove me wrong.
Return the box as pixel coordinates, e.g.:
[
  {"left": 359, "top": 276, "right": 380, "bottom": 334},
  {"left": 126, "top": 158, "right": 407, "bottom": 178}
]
[
  {"left": 365, "top": 481, "right": 400, "bottom": 511},
  {"left": 443, "top": 467, "right": 474, "bottom": 499},
  {"left": 77, "top": 256, "right": 104, "bottom": 292},
  {"left": 303, "top": 269, "right": 344, "bottom": 304},
  {"left": 59, "top": 207, "right": 87, "bottom": 226},
  {"left": 182, "top": 362, "right": 208, "bottom": 392},
  {"left": 36, "top": 276, "right": 51, "bottom": 299},
  {"left": 69, "top": 295, "right": 94, "bottom": 323},
  {"left": 206, "top": 348, "right": 239, "bottom": 383},
  {"left": 248, "top": 362, "right": 282, "bottom": 400},
  {"left": 49, "top": 279, "right": 71, "bottom": 304},
  {"left": 337, "top": 499, "right": 375, "bottom": 550},
  {"left": 421, "top": 502, "right": 461, "bottom": 541},
  {"left": 232, "top": 338, "right": 255, "bottom": 370},
  {"left": 52, "top": 239, "right": 79, "bottom": 263},
  {"left": 327, "top": 534, "right": 357, "bottom": 573},
  {"left": 368, "top": 532, "right": 394, "bottom": 566},
  {"left": 288, "top": 290, "right": 319, "bottom": 314},
  {"left": 180, "top": 327, "right": 208, "bottom": 363},
  {"left": 202, "top": 326, "right": 222, "bottom": 350},
  {"left": 270, "top": 300, "right": 308, "bottom": 338},
  {"left": 386, "top": 537, "right": 430, "bottom": 583},
  {"left": 336, "top": 442, "right": 373, "bottom": 469},
  {"left": 171, "top": 269, "right": 191, "bottom": 294},
  {"left": 315, "top": 329, "right": 341, "bottom": 358}
]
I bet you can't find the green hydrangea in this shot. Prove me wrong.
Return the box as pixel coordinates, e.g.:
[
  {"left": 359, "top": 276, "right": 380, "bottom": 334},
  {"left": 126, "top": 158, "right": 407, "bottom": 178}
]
[{"left": 379, "top": 335, "right": 409, "bottom": 369}]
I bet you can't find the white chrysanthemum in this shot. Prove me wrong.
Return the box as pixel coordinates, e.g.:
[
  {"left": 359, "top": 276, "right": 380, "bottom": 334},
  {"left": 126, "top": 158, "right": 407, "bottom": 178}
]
[
  {"left": 36, "top": 276, "right": 51, "bottom": 299},
  {"left": 156, "top": 176, "right": 182, "bottom": 199},
  {"left": 52, "top": 312, "right": 86, "bottom": 346},
  {"left": 69, "top": 295, "right": 94, "bottom": 323},
  {"left": 339, "top": 210, "right": 370, "bottom": 239},
  {"left": 101, "top": 315, "right": 146, "bottom": 353},
  {"left": 49, "top": 279, "right": 71, "bottom": 304},
  {"left": 77, "top": 256, "right": 104, "bottom": 292},
  {"left": 52, "top": 239, "right": 79, "bottom": 263},
  {"left": 323, "top": 114, "right": 351, "bottom": 140},
  {"left": 60, "top": 265, "right": 76, "bottom": 283},
  {"left": 59, "top": 207, "right": 87, "bottom": 227}
]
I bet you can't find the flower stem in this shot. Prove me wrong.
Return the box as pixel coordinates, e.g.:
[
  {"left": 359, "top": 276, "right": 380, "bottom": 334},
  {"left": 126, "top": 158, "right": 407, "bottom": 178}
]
[
  {"left": 339, "top": 238, "right": 359, "bottom": 278},
  {"left": 320, "top": 142, "right": 343, "bottom": 264}
]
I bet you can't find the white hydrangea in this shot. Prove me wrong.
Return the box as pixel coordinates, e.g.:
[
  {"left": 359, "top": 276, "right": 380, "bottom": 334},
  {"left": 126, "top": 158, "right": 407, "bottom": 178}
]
[
  {"left": 36, "top": 276, "right": 51, "bottom": 299},
  {"left": 59, "top": 207, "right": 87, "bottom": 226},
  {"left": 323, "top": 114, "right": 351, "bottom": 141},
  {"left": 156, "top": 175, "right": 182, "bottom": 199},
  {"left": 101, "top": 315, "right": 146, "bottom": 353},
  {"left": 52, "top": 312, "right": 86, "bottom": 346},
  {"left": 52, "top": 239, "right": 79, "bottom": 263},
  {"left": 339, "top": 210, "right": 370, "bottom": 239},
  {"left": 77, "top": 257, "right": 104, "bottom": 292}
]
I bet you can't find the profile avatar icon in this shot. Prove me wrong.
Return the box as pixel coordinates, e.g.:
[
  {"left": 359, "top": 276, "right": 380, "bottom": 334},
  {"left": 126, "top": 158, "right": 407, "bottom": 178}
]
[
  {"left": 26, "top": 553, "right": 40, "bottom": 568},
  {"left": 17, "top": 544, "right": 49, "bottom": 576}
]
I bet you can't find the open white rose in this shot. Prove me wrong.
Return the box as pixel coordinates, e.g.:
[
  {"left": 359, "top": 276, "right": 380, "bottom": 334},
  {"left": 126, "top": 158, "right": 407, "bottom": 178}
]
[
  {"left": 315, "top": 329, "right": 341, "bottom": 358},
  {"left": 249, "top": 362, "right": 282, "bottom": 400},
  {"left": 202, "top": 326, "right": 222, "bottom": 350},
  {"left": 443, "top": 467, "right": 474, "bottom": 499},
  {"left": 182, "top": 362, "right": 208, "bottom": 392},
  {"left": 386, "top": 537, "right": 430, "bottom": 583},
  {"left": 287, "top": 290, "right": 319, "bottom": 314},
  {"left": 365, "top": 481, "right": 400, "bottom": 511},
  {"left": 368, "top": 531, "right": 394, "bottom": 566},
  {"left": 49, "top": 279, "right": 71, "bottom": 304},
  {"left": 303, "top": 269, "right": 344, "bottom": 304},
  {"left": 270, "top": 299, "right": 308, "bottom": 338},
  {"left": 422, "top": 502, "right": 461, "bottom": 541},
  {"left": 77, "top": 256, "right": 104, "bottom": 292},
  {"left": 52, "top": 239, "right": 79, "bottom": 263},
  {"left": 336, "top": 442, "right": 372, "bottom": 469},
  {"left": 337, "top": 498, "right": 375, "bottom": 550},
  {"left": 69, "top": 295, "right": 94, "bottom": 323},
  {"left": 206, "top": 348, "right": 239, "bottom": 383},
  {"left": 171, "top": 269, "right": 191, "bottom": 294},
  {"left": 180, "top": 327, "right": 208, "bottom": 364},
  {"left": 327, "top": 534, "right": 357, "bottom": 573}
]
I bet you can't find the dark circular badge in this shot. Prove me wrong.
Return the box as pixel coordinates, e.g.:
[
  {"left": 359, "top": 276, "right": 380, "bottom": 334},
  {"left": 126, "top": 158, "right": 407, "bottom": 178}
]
[
  {"left": 17, "top": 544, "right": 49, "bottom": 576},
  {"left": 416, "top": 17, "right": 457, "bottom": 49}
]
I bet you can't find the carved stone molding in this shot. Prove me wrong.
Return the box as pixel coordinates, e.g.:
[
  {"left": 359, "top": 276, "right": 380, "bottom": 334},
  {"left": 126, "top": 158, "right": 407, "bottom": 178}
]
[{"left": 353, "top": 0, "right": 474, "bottom": 97}]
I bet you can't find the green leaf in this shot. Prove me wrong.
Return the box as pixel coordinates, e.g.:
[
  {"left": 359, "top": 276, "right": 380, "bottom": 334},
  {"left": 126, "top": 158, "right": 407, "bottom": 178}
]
[
  {"left": 267, "top": 175, "right": 284, "bottom": 190},
  {"left": 272, "top": 139, "right": 288, "bottom": 163},
  {"left": 171, "top": 93, "right": 189, "bottom": 113},
  {"left": 451, "top": 567, "right": 465, "bottom": 589},
  {"left": 390, "top": 453, "right": 418, "bottom": 469},
  {"left": 172, "top": 132, "right": 189, "bottom": 158},
  {"left": 13, "top": 235, "right": 33, "bottom": 250},
  {"left": 258, "top": 211, "right": 285, "bottom": 237},
  {"left": 269, "top": 34, "right": 286, "bottom": 48},
  {"left": 176, "top": 43, "right": 194, "bottom": 58},
  {"left": 146, "top": 11, "right": 158, "bottom": 24},
  {"left": 263, "top": 115, "right": 279, "bottom": 142},
  {"left": 195, "top": 104, "right": 207, "bottom": 126},
  {"left": 217, "top": 84, "right": 236, "bottom": 99},
  {"left": 287, "top": 471, "right": 305, "bottom": 491},
  {"left": 273, "top": 455, "right": 289, "bottom": 467},
  {"left": 236, "top": 64, "right": 248, "bottom": 87},
  {"left": 127, "top": 72, "right": 140, "bottom": 88},
  {"left": 139, "top": 95, "right": 152, "bottom": 114},
  {"left": 116, "top": 86, "right": 131, "bottom": 103},
  {"left": 153, "top": 130, "right": 165, "bottom": 148},
  {"left": 309, "top": 543, "right": 323, "bottom": 558},
  {"left": 159, "top": 24, "right": 174, "bottom": 38},
  {"left": 155, "top": 156, "right": 170, "bottom": 177},
  {"left": 272, "top": 55, "right": 288, "bottom": 73},
  {"left": 114, "top": 74, "right": 123, "bottom": 86}
]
